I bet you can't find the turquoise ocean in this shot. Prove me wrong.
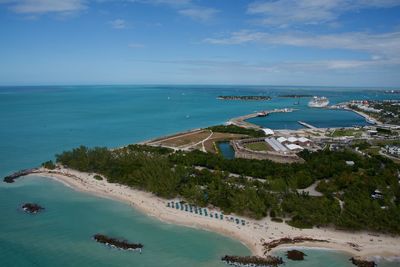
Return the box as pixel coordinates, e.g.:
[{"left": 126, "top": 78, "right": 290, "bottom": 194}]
[{"left": 1, "top": 85, "right": 400, "bottom": 267}]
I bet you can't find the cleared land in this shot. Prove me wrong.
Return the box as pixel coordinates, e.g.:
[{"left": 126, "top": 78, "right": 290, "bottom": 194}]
[{"left": 147, "top": 129, "right": 246, "bottom": 152}]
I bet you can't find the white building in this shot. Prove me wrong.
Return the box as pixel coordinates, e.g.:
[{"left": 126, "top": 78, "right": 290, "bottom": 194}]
[{"left": 262, "top": 128, "right": 274, "bottom": 136}]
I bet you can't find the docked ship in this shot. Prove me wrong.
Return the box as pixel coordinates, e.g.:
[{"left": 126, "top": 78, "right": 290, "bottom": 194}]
[{"left": 308, "top": 96, "right": 329, "bottom": 108}]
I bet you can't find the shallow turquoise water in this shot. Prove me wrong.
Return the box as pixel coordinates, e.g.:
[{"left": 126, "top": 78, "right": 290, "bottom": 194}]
[{"left": 1, "top": 85, "right": 399, "bottom": 267}]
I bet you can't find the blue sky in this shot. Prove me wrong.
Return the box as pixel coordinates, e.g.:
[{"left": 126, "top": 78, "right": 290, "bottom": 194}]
[{"left": 0, "top": 0, "right": 400, "bottom": 86}]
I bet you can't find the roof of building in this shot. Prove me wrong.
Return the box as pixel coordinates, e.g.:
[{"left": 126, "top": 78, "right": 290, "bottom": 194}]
[
  {"left": 286, "top": 144, "right": 303, "bottom": 150},
  {"left": 277, "top": 137, "right": 287, "bottom": 143},
  {"left": 262, "top": 128, "right": 274, "bottom": 136},
  {"left": 265, "top": 138, "right": 288, "bottom": 152},
  {"left": 287, "top": 137, "right": 298, "bottom": 143},
  {"left": 297, "top": 137, "right": 310, "bottom": 143},
  {"left": 345, "top": 161, "right": 355, "bottom": 166}
]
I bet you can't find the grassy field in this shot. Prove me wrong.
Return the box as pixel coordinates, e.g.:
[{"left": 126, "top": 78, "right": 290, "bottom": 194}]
[
  {"left": 148, "top": 129, "right": 247, "bottom": 152},
  {"left": 245, "top": 142, "right": 271, "bottom": 152},
  {"left": 329, "top": 129, "right": 363, "bottom": 137}
]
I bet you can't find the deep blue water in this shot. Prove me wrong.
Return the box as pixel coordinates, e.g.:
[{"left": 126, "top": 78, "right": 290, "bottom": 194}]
[{"left": 1, "top": 85, "right": 400, "bottom": 267}]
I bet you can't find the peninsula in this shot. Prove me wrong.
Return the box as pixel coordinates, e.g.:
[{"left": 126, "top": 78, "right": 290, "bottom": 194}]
[{"left": 5, "top": 108, "right": 400, "bottom": 263}]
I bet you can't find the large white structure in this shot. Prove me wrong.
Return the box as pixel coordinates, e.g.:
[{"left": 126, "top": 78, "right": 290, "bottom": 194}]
[{"left": 262, "top": 128, "right": 274, "bottom": 136}]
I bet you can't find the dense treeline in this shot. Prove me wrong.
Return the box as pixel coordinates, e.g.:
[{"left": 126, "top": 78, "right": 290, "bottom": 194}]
[{"left": 55, "top": 144, "right": 400, "bottom": 233}]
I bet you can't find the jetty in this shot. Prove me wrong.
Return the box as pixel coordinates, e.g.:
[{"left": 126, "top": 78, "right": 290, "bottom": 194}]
[
  {"left": 228, "top": 108, "right": 296, "bottom": 129},
  {"left": 3, "top": 168, "right": 40, "bottom": 183},
  {"left": 298, "top": 121, "right": 317, "bottom": 129},
  {"left": 349, "top": 257, "right": 376, "bottom": 267}
]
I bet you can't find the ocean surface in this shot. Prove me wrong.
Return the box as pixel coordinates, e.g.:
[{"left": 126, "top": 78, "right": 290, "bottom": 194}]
[{"left": 1, "top": 85, "right": 400, "bottom": 267}]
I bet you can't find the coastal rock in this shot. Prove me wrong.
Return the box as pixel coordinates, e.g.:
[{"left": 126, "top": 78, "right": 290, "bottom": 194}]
[
  {"left": 350, "top": 257, "right": 376, "bottom": 267},
  {"left": 286, "top": 250, "right": 306, "bottom": 261},
  {"left": 93, "top": 234, "right": 143, "bottom": 252},
  {"left": 221, "top": 255, "right": 284, "bottom": 267},
  {"left": 263, "top": 237, "right": 328, "bottom": 252},
  {"left": 22, "top": 203, "right": 44, "bottom": 214}
]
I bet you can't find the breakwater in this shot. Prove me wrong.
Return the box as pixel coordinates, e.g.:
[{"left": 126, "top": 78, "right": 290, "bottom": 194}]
[
  {"left": 221, "top": 255, "right": 283, "bottom": 267},
  {"left": 93, "top": 234, "right": 143, "bottom": 252},
  {"left": 3, "top": 168, "right": 40, "bottom": 183},
  {"left": 228, "top": 108, "right": 296, "bottom": 129}
]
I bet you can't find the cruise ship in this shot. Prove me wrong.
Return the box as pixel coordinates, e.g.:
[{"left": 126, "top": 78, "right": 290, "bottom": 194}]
[{"left": 308, "top": 96, "right": 329, "bottom": 108}]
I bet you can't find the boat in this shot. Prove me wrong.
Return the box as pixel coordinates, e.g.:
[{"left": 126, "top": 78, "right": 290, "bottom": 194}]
[
  {"left": 256, "top": 112, "right": 267, "bottom": 117},
  {"left": 308, "top": 96, "right": 329, "bottom": 108}
]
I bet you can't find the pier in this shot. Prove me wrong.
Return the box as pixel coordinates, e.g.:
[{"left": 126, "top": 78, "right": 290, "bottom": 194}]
[
  {"left": 298, "top": 121, "right": 317, "bottom": 129},
  {"left": 228, "top": 108, "right": 296, "bottom": 129}
]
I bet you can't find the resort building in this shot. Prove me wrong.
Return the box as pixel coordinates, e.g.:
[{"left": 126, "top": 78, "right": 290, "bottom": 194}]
[{"left": 385, "top": 145, "right": 400, "bottom": 157}]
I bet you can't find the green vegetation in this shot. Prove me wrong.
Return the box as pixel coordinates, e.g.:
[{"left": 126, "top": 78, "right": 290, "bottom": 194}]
[
  {"left": 94, "top": 175, "right": 103, "bottom": 181},
  {"left": 329, "top": 129, "right": 362, "bottom": 137},
  {"left": 207, "top": 125, "right": 265, "bottom": 138},
  {"left": 245, "top": 142, "right": 270, "bottom": 151},
  {"left": 42, "top": 160, "right": 56, "bottom": 170},
  {"left": 55, "top": 144, "right": 400, "bottom": 234}
]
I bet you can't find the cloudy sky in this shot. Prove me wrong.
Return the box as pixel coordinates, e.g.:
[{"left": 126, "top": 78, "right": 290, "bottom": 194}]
[{"left": 1, "top": 0, "right": 400, "bottom": 86}]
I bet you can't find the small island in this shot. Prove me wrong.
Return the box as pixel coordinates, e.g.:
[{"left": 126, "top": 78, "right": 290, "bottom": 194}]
[
  {"left": 93, "top": 234, "right": 143, "bottom": 252},
  {"left": 221, "top": 255, "right": 283, "bottom": 267},
  {"left": 22, "top": 203, "right": 44, "bottom": 214},
  {"left": 217, "top": 95, "right": 271, "bottom": 101}
]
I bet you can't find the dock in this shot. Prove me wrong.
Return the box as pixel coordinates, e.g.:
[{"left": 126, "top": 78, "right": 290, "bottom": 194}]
[
  {"left": 298, "top": 121, "right": 317, "bottom": 129},
  {"left": 228, "top": 108, "right": 296, "bottom": 129}
]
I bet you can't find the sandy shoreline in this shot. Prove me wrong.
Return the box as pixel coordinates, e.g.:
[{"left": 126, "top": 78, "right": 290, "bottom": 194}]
[{"left": 27, "top": 167, "right": 400, "bottom": 260}]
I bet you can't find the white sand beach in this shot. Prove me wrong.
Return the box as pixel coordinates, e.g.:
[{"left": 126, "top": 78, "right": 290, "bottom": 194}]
[{"left": 28, "top": 167, "right": 400, "bottom": 260}]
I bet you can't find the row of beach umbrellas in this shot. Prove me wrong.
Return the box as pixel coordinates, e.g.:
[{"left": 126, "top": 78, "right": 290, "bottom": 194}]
[{"left": 166, "top": 201, "right": 246, "bottom": 226}]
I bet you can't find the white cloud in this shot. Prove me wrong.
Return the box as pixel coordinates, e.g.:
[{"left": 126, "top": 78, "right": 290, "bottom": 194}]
[
  {"left": 131, "top": 0, "right": 218, "bottom": 21},
  {"left": 6, "top": 0, "right": 86, "bottom": 14},
  {"left": 247, "top": 0, "right": 400, "bottom": 27},
  {"left": 178, "top": 7, "right": 218, "bottom": 22},
  {"left": 109, "top": 18, "right": 127, "bottom": 29},
  {"left": 204, "top": 30, "right": 400, "bottom": 62}
]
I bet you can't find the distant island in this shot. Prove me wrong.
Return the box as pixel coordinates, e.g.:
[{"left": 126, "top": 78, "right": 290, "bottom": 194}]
[
  {"left": 278, "top": 94, "right": 312, "bottom": 98},
  {"left": 217, "top": 95, "right": 271, "bottom": 101}
]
